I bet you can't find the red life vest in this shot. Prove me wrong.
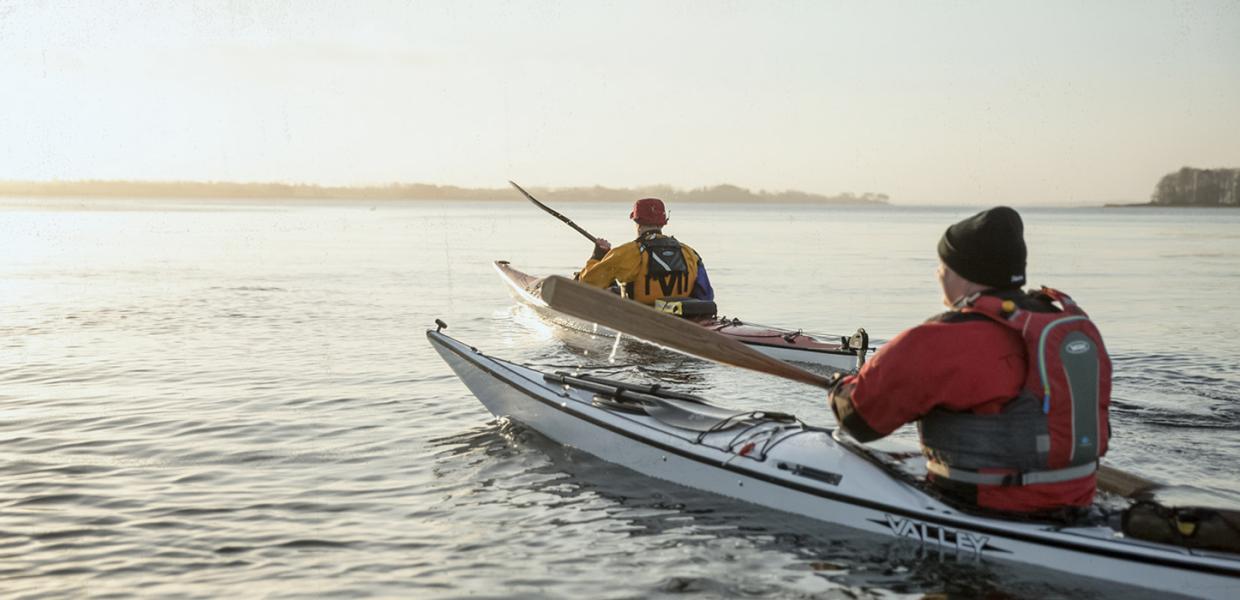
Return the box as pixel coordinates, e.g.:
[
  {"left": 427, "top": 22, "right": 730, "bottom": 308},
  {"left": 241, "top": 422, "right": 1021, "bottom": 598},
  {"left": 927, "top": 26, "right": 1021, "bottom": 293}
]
[{"left": 919, "top": 288, "right": 1112, "bottom": 486}]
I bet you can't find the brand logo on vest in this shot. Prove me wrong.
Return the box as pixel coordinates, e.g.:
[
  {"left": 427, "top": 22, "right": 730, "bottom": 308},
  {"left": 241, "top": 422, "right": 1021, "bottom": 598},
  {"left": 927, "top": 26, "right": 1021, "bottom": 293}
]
[{"left": 1065, "top": 340, "right": 1091, "bottom": 354}]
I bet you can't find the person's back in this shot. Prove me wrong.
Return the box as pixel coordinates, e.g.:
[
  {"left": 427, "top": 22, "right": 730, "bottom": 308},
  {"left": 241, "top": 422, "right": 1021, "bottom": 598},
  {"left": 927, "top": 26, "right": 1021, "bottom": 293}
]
[
  {"left": 575, "top": 198, "right": 713, "bottom": 306},
  {"left": 828, "top": 207, "right": 1111, "bottom": 515}
]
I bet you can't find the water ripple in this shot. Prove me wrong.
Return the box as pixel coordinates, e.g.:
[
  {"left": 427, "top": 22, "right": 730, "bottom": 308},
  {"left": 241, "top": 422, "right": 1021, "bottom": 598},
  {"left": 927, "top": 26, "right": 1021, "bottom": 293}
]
[{"left": 1, "top": 203, "right": 1236, "bottom": 598}]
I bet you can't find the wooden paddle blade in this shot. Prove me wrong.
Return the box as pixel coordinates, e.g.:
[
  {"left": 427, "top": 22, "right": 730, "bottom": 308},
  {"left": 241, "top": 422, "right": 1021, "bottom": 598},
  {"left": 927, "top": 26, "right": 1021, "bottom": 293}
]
[
  {"left": 539, "top": 276, "right": 836, "bottom": 389},
  {"left": 1098, "top": 464, "right": 1161, "bottom": 499}
]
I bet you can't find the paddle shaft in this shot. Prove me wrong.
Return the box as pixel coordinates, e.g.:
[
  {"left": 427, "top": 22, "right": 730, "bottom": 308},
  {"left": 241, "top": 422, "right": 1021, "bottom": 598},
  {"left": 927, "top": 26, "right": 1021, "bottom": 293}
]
[
  {"left": 508, "top": 181, "right": 598, "bottom": 244},
  {"left": 1097, "top": 465, "right": 1160, "bottom": 498},
  {"left": 538, "top": 275, "right": 1162, "bottom": 499}
]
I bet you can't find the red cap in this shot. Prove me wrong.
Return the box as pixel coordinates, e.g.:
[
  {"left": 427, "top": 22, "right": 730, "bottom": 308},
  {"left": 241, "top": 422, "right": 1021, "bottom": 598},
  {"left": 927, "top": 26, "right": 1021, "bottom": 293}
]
[{"left": 629, "top": 198, "right": 668, "bottom": 226}]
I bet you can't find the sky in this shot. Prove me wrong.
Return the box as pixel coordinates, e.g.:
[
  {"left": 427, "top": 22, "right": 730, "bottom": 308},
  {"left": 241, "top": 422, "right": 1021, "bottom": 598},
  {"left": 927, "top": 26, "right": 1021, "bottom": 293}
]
[{"left": 1, "top": 1, "right": 1238, "bottom": 205}]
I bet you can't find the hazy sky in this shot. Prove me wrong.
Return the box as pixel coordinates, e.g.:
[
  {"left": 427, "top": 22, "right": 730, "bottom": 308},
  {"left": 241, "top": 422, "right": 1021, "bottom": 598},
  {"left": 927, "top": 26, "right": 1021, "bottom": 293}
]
[{"left": 2, "top": 1, "right": 1237, "bottom": 205}]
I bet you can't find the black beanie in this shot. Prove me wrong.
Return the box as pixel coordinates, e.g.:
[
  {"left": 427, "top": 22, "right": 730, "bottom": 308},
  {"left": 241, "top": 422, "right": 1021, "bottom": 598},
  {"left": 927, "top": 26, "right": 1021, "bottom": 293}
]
[{"left": 936, "top": 206, "right": 1027, "bottom": 289}]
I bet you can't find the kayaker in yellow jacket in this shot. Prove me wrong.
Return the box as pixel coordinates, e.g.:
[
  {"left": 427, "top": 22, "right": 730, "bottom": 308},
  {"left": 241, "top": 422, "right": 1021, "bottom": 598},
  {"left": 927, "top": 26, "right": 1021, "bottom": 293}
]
[{"left": 576, "top": 198, "right": 715, "bottom": 306}]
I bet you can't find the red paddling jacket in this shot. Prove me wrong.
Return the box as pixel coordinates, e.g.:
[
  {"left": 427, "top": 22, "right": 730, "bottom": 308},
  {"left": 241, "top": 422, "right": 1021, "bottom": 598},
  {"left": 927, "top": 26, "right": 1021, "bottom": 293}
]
[{"left": 829, "top": 288, "right": 1111, "bottom": 514}]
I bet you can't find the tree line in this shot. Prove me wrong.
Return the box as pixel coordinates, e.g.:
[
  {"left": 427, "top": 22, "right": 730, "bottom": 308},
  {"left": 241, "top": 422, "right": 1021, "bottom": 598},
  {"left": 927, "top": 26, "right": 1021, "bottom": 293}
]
[{"left": 0, "top": 180, "right": 890, "bottom": 205}]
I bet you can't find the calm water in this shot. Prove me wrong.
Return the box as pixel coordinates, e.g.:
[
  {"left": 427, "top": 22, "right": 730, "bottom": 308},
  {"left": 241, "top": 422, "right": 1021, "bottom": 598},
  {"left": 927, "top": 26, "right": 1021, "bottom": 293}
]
[{"left": 2, "top": 198, "right": 1238, "bottom": 598}]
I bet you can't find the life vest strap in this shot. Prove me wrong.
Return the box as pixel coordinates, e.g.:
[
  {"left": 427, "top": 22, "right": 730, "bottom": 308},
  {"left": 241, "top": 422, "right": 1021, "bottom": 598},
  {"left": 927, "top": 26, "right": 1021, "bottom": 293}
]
[{"left": 927, "top": 459, "right": 1097, "bottom": 487}]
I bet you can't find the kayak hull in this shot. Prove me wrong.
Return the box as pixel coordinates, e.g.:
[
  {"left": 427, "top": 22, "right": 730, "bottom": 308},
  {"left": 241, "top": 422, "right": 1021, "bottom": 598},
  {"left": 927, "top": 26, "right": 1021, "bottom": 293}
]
[
  {"left": 429, "top": 329, "right": 1240, "bottom": 599},
  {"left": 493, "top": 260, "right": 865, "bottom": 371}
]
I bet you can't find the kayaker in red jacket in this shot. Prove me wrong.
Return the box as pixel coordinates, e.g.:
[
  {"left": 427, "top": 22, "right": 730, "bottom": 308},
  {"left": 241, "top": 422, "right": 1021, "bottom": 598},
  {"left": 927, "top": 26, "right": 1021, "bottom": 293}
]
[
  {"left": 829, "top": 206, "right": 1111, "bottom": 515},
  {"left": 576, "top": 198, "right": 714, "bottom": 305}
]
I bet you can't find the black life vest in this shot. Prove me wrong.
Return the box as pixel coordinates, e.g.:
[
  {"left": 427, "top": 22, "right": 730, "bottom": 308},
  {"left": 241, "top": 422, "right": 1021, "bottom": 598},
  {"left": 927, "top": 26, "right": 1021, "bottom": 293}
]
[
  {"left": 637, "top": 234, "right": 691, "bottom": 299},
  {"left": 919, "top": 288, "right": 1112, "bottom": 487}
]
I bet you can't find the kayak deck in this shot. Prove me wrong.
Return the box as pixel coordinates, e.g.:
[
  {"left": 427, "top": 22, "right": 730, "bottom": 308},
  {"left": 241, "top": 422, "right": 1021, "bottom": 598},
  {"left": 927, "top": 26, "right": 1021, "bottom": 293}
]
[
  {"left": 428, "top": 328, "right": 1240, "bottom": 599},
  {"left": 494, "top": 260, "right": 870, "bottom": 371}
]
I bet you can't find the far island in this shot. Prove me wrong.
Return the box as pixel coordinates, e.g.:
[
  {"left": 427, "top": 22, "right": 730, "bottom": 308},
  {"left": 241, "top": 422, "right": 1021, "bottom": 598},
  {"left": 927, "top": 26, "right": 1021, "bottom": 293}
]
[
  {"left": 0, "top": 180, "right": 890, "bottom": 206},
  {"left": 1109, "top": 167, "right": 1240, "bottom": 207}
]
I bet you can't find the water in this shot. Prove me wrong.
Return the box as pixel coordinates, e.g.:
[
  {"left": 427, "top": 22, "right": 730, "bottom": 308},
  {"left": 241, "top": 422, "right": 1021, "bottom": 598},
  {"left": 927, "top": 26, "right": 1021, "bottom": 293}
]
[{"left": 2, "top": 198, "right": 1237, "bottom": 598}]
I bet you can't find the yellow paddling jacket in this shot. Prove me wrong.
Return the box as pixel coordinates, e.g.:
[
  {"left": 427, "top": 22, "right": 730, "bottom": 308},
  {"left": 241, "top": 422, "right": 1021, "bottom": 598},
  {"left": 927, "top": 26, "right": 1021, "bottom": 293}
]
[{"left": 576, "top": 233, "right": 703, "bottom": 305}]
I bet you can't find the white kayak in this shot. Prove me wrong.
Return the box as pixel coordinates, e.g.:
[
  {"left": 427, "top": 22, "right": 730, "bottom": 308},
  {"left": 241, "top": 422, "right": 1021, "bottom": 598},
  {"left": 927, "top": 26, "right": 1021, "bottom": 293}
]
[
  {"left": 428, "top": 328, "right": 1240, "bottom": 599},
  {"left": 494, "top": 260, "right": 871, "bottom": 371}
]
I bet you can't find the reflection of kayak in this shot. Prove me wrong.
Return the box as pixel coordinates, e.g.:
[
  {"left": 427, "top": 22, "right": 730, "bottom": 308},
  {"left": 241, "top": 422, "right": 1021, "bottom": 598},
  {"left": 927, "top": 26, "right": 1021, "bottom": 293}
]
[
  {"left": 428, "top": 329, "right": 1240, "bottom": 599},
  {"left": 494, "top": 260, "right": 869, "bottom": 371}
]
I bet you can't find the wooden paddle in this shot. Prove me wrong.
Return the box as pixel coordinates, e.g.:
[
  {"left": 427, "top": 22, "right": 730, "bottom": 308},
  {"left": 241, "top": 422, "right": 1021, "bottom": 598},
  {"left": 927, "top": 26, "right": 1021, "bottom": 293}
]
[
  {"left": 540, "top": 276, "right": 834, "bottom": 389},
  {"left": 540, "top": 275, "right": 1162, "bottom": 499},
  {"left": 1096, "top": 465, "right": 1160, "bottom": 498}
]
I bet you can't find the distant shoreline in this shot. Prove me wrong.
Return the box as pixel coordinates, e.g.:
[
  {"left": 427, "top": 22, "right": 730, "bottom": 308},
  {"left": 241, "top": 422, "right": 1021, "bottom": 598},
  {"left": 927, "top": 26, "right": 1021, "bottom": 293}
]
[
  {"left": 0, "top": 180, "right": 890, "bottom": 205},
  {"left": 1103, "top": 202, "right": 1239, "bottom": 208}
]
